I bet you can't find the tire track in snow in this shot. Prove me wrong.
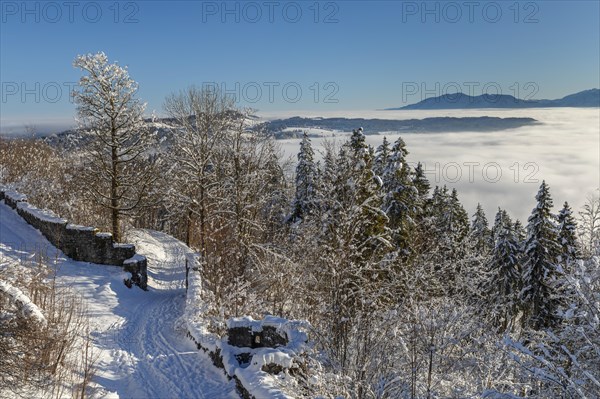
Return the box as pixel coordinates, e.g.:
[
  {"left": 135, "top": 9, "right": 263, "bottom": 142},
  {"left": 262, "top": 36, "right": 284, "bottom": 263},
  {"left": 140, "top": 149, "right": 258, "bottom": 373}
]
[
  {"left": 121, "top": 229, "right": 239, "bottom": 399},
  {"left": 120, "top": 292, "right": 228, "bottom": 398}
]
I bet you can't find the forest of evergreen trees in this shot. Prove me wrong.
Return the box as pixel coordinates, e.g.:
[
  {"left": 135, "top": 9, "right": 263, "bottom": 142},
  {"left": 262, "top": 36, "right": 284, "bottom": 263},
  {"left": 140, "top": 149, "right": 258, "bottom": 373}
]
[
  {"left": 1, "top": 75, "right": 598, "bottom": 397},
  {"left": 2, "top": 121, "right": 599, "bottom": 397}
]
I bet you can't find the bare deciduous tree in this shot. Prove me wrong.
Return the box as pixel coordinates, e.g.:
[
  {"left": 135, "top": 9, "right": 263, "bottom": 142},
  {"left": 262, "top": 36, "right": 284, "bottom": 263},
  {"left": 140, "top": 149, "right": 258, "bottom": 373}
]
[
  {"left": 163, "top": 86, "right": 237, "bottom": 249},
  {"left": 578, "top": 190, "right": 600, "bottom": 258}
]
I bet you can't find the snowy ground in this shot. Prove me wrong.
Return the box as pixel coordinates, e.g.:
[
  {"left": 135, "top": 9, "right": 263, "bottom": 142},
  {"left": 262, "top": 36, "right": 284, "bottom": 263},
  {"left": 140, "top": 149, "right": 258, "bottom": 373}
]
[{"left": 0, "top": 201, "right": 238, "bottom": 398}]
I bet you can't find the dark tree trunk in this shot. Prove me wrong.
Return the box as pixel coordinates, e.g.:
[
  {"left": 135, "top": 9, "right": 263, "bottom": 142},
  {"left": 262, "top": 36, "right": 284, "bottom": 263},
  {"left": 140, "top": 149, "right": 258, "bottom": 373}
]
[{"left": 111, "top": 123, "right": 120, "bottom": 242}]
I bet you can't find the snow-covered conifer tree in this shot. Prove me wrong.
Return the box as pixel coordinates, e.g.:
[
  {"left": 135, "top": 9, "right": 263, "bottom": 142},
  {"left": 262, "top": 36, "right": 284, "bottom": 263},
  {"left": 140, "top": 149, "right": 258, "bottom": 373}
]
[
  {"left": 521, "top": 181, "right": 562, "bottom": 329},
  {"left": 413, "top": 162, "right": 431, "bottom": 205},
  {"left": 382, "top": 137, "right": 418, "bottom": 254},
  {"left": 514, "top": 219, "right": 526, "bottom": 245},
  {"left": 557, "top": 201, "right": 580, "bottom": 271},
  {"left": 373, "top": 136, "right": 390, "bottom": 177},
  {"left": 487, "top": 210, "right": 522, "bottom": 330},
  {"left": 289, "top": 132, "right": 318, "bottom": 223},
  {"left": 471, "top": 203, "right": 492, "bottom": 253}
]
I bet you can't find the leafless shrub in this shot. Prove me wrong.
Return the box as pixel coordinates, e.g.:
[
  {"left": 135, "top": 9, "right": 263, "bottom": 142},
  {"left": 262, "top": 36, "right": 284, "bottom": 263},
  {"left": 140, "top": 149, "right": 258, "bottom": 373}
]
[{"left": 0, "top": 260, "right": 97, "bottom": 398}]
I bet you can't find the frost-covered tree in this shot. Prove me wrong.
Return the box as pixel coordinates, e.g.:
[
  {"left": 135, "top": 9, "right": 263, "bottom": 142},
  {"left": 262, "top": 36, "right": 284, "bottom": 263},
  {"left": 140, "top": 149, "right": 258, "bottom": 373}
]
[
  {"left": 413, "top": 162, "right": 431, "bottom": 213},
  {"left": 382, "top": 137, "right": 418, "bottom": 254},
  {"left": 261, "top": 140, "right": 289, "bottom": 239},
  {"left": 304, "top": 129, "right": 394, "bottom": 376},
  {"left": 423, "top": 186, "right": 470, "bottom": 296},
  {"left": 410, "top": 162, "right": 433, "bottom": 253},
  {"left": 471, "top": 203, "right": 492, "bottom": 254},
  {"left": 163, "top": 85, "right": 238, "bottom": 248},
  {"left": 557, "top": 202, "right": 580, "bottom": 271},
  {"left": 217, "top": 120, "right": 285, "bottom": 280},
  {"left": 446, "top": 188, "right": 470, "bottom": 251},
  {"left": 318, "top": 129, "right": 391, "bottom": 267},
  {"left": 521, "top": 181, "right": 562, "bottom": 329},
  {"left": 514, "top": 219, "right": 526, "bottom": 245},
  {"left": 487, "top": 210, "right": 522, "bottom": 331},
  {"left": 491, "top": 208, "right": 511, "bottom": 244},
  {"left": 578, "top": 191, "right": 600, "bottom": 258},
  {"left": 311, "top": 142, "right": 338, "bottom": 224},
  {"left": 289, "top": 132, "right": 318, "bottom": 223},
  {"left": 346, "top": 128, "right": 390, "bottom": 261},
  {"left": 373, "top": 136, "right": 390, "bottom": 177},
  {"left": 73, "top": 52, "right": 157, "bottom": 241},
  {"left": 502, "top": 248, "right": 600, "bottom": 398}
]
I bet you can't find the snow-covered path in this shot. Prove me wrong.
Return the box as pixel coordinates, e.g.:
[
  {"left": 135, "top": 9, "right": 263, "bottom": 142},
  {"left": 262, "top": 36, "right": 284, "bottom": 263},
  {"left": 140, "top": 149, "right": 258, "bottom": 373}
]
[{"left": 0, "top": 201, "right": 238, "bottom": 398}]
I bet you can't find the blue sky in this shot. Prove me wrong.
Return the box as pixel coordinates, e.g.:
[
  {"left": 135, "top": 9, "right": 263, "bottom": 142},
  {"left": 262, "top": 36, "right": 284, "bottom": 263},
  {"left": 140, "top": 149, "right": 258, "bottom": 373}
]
[{"left": 1, "top": 0, "right": 599, "bottom": 133}]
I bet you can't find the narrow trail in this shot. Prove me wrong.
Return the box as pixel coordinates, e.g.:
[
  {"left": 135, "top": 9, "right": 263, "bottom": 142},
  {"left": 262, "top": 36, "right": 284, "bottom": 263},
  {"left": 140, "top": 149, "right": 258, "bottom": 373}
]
[{"left": 0, "top": 202, "right": 238, "bottom": 398}]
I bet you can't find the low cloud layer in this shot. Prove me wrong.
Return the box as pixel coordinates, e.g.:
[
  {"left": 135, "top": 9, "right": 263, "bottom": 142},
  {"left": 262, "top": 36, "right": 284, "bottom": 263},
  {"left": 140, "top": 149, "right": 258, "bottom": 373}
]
[
  {"left": 272, "top": 108, "right": 599, "bottom": 223},
  {"left": 0, "top": 117, "right": 76, "bottom": 137}
]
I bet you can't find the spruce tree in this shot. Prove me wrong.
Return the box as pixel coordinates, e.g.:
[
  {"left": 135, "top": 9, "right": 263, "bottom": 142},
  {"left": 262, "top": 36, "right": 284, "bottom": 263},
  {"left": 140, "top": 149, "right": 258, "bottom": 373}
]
[
  {"left": 492, "top": 208, "right": 511, "bottom": 243},
  {"left": 319, "top": 129, "right": 392, "bottom": 366},
  {"left": 382, "top": 137, "right": 418, "bottom": 254},
  {"left": 427, "top": 186, "right": 469, "bottom": 294},
  {"left": 413, "top": 162, "right": 431, "bottom": 208},
  {"left": 471, "top": 203, "right": 492, "bottom": 253},
  {"left": 373, "top": 136, "right": 390, "bottom": 177},
  {"left": 557, "top": 201, "right": 580, "bottom": 271},
  {"left": 487, "top": 210, "right": 522, "bottom": 331},
  {"left": 289, "top": 132, "right": 317, "bottom": 223},
  {"left": 514, "top": 219, "right": 526, "bottom": 245},
  {"left": 316, "top": 146, "right": 337, "bottom": 218},
  {"left": 521, "top": 181, "right": 562, "bottom": 329},
  {"left": 263, "top": 140, "right": 288, "bottom": 237},
  {"left": 326, "top": 128, "right": 390, "bottom": 261},
  {"left": 347, "top": 128, "right": 390, "bottom": 260},
  {"left": 449, "top": 188, "right": 470, "bottom": 245}
]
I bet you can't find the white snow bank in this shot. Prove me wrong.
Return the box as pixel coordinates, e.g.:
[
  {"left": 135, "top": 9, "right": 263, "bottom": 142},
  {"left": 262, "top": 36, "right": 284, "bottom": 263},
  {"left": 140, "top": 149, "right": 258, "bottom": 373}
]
[
  {"left": 184, "top": 259, "right": 220, "bottom": 352},
  {"left": 0, "top": 279, "right": 47, "bottom": 327},
  {"left": 248, "top": 348, "right": 294, "bottom": 371},
  {"left": 235, "top": 367, "right": 295, "bottom": 399}
]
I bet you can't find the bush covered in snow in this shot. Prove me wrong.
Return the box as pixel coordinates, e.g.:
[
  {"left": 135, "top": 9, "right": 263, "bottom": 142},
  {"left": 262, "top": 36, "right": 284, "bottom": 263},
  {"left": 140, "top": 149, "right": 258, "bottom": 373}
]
[{"left": 0, "top": 259, "right": 97, "bottom": 398}]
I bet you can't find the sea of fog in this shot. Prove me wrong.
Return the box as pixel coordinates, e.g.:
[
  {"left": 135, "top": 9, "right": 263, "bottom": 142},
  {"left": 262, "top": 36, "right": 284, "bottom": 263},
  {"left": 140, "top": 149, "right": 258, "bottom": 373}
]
[{"left": 261, "top": 108, "right": 600, "bottom": 223}]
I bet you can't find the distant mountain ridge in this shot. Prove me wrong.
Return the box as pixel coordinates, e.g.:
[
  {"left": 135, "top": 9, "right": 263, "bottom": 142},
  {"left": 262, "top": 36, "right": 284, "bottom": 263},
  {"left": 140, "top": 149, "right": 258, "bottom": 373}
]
[
  {"left": 262, "top": 116, "right": 538, "bottom": 138},
  {"left": 40, "top": 115, "right": 539, "bottom": 150},
  {"left": 387, "top": 89, "right": 600, "bottom": 110}
]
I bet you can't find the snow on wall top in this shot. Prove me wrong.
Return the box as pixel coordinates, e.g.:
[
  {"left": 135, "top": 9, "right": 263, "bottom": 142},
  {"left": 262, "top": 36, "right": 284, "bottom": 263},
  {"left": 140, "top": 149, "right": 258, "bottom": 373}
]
[
  {"left": 66, "top": 224, "right": 96, "bottom": 232},
  {"left": 124, "top": 254, "right": 146, "bottom": 264},
  {"left": 227, "top": 315, "right": 310, "bottom": 350},
  {"left": 17, "top": 201, "right": 68, "bottom": 224},
  {"left": 114, "top": 243, "right": 135, "bottom": 249},
  {"left": 0, "top": 188, "right": 148, "bottom": 289},
  {"left": 5, "top": 191, "right": 28, "bottom": 202}
]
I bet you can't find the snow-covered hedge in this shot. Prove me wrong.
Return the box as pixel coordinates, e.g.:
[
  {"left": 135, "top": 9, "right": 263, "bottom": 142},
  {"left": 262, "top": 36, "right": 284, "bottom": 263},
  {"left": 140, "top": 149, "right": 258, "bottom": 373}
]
[
  {"left": 0, "top": 188, "right": 147, "bottom": 290},
  {"left": 183, "top": 257, "right": 311, "bottom": 399}
]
